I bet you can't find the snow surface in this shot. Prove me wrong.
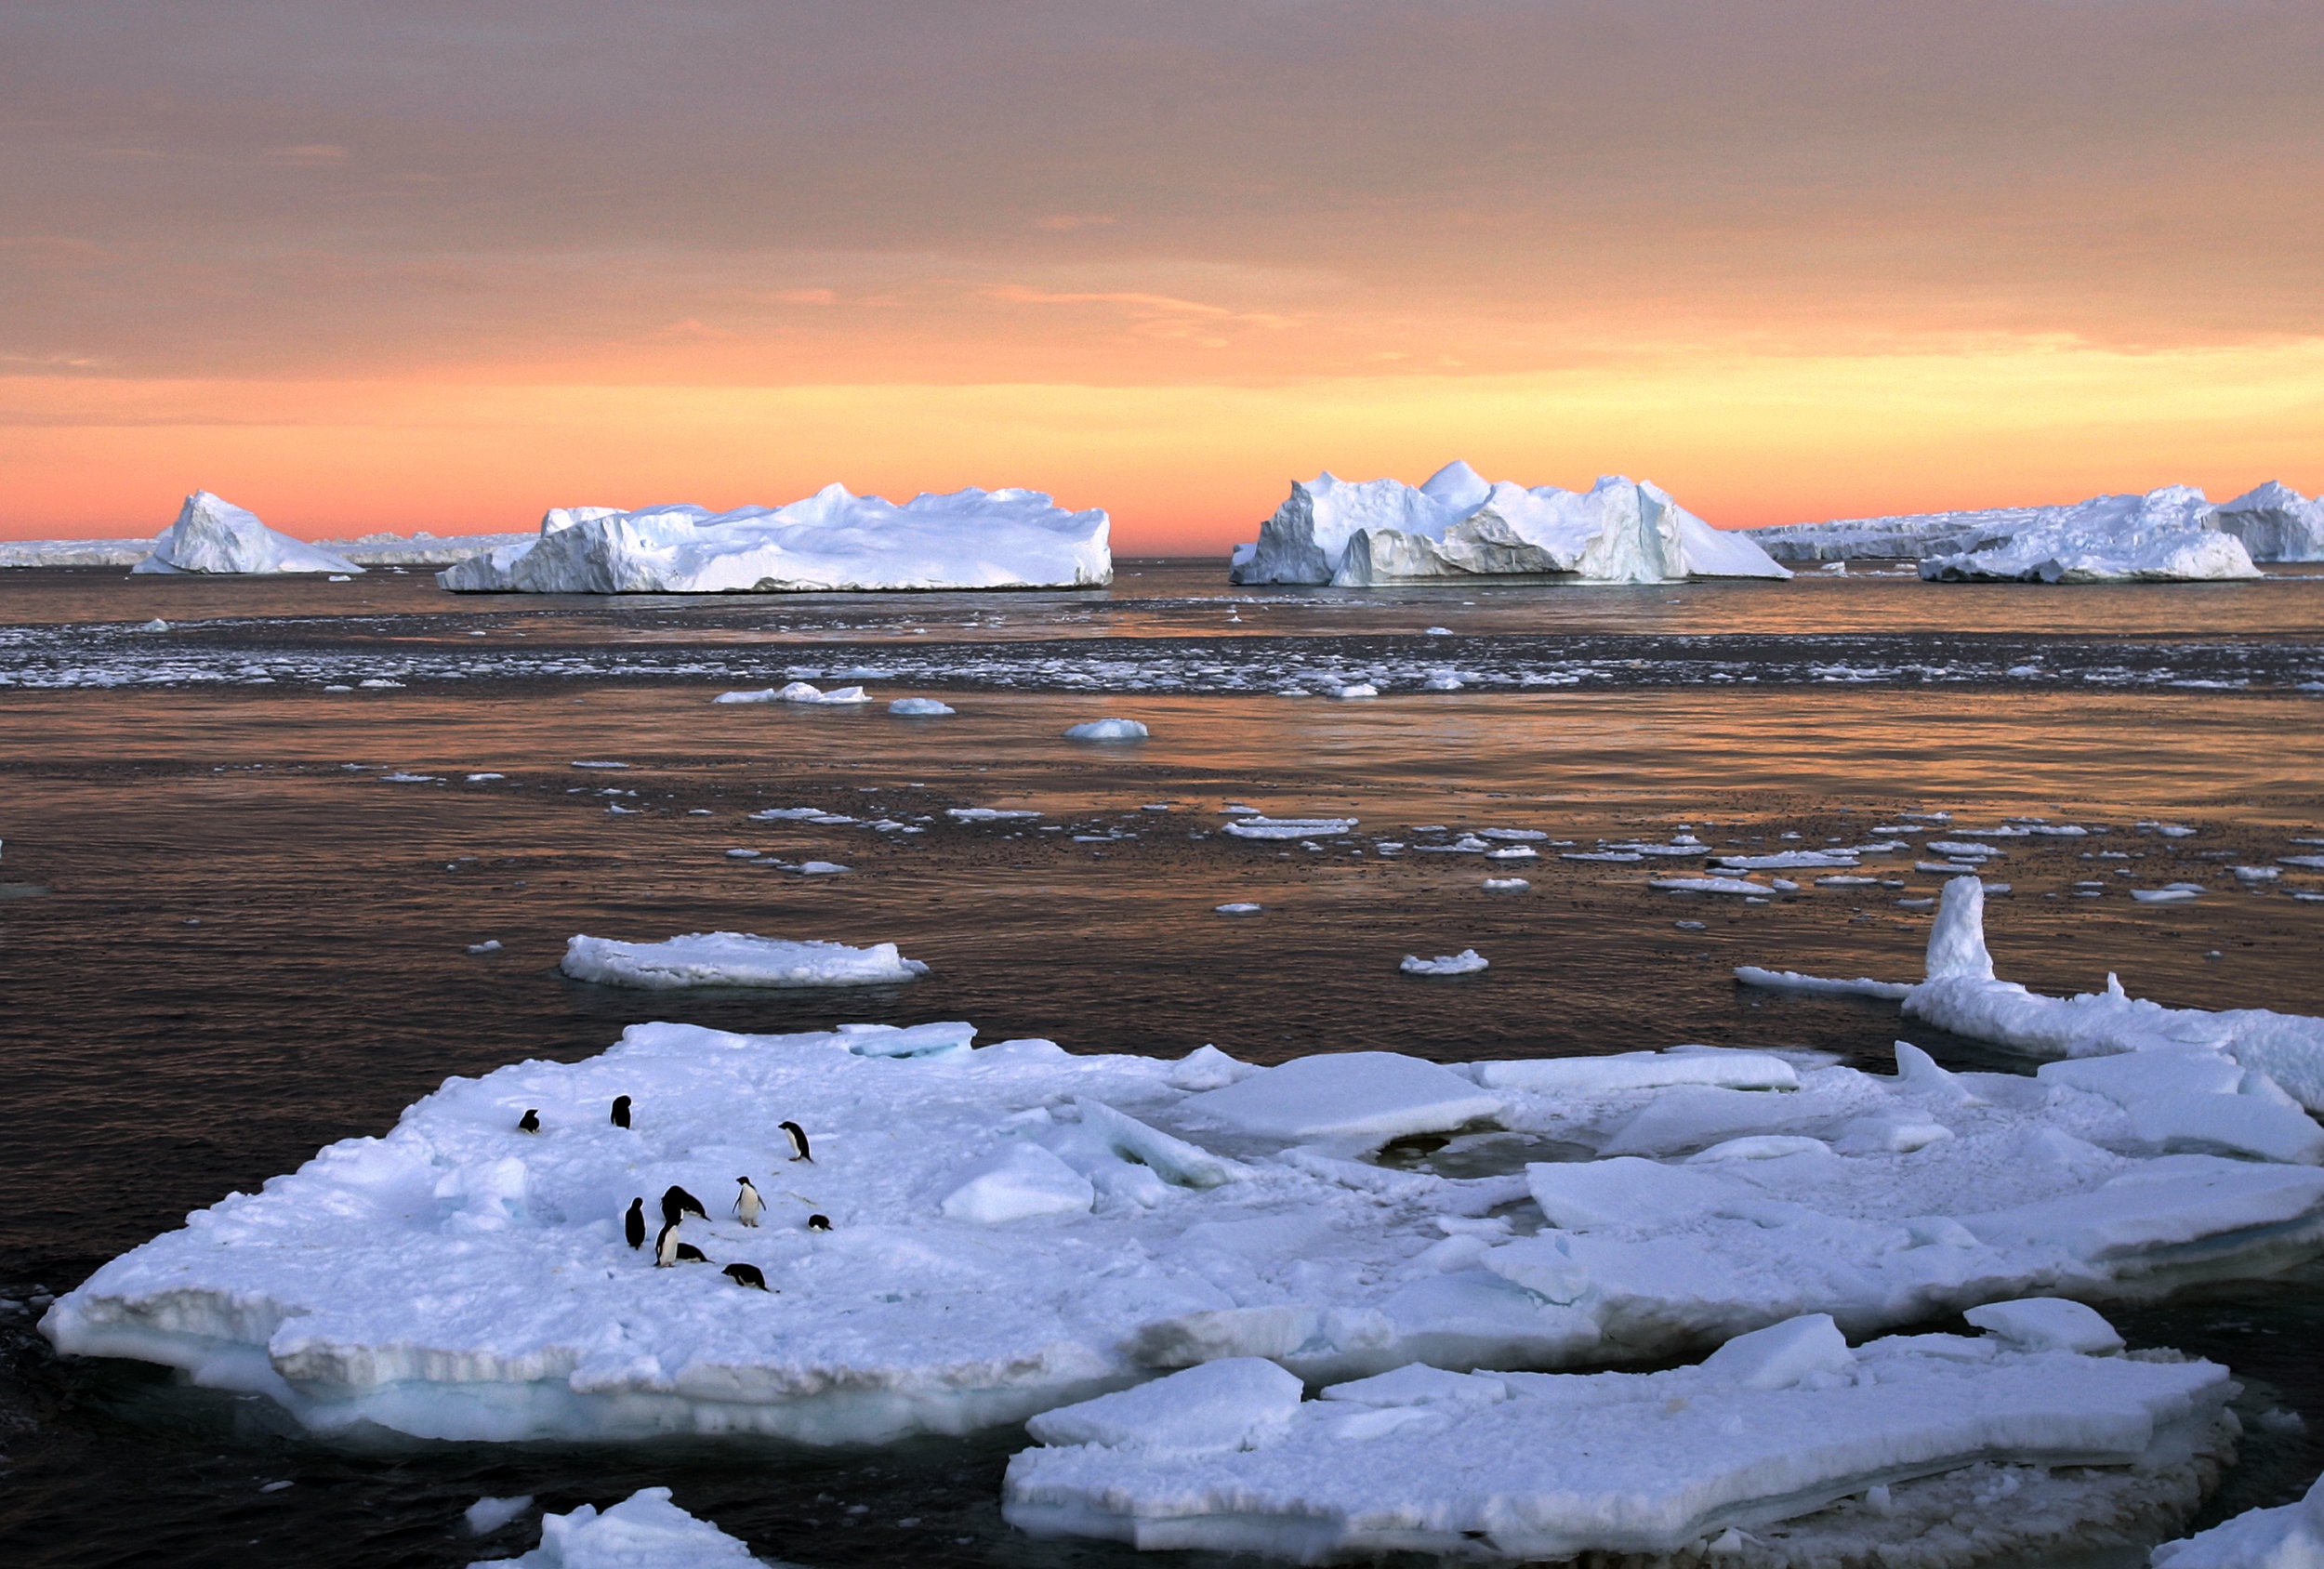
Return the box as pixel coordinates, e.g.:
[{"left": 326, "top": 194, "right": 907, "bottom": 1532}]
[
  {"left": 1917, "top": 488, "right": 2259, "bottom": 584},
  {"left": 2152, "top": 1469, "right": 2324, "bottom": 1569},
  {"left": 1004, "top": 1309, "right": 2235, "bottom": 1563},
  {"left": 559, "top": 933, "right": 927, "bottom": 990},
  {"left": 46, "top": 1022, "right": 2324, "bottom": 1447},
  {"left": 1902, "top": 877, "right": 2324, "bottom": 1112},
  {"left": 438, "top": 488, "right": 1112, "bottom": 593},
  {"left": 1227, "top": 461, "right": 1789, "bottom": 587},
  {"left": 2215, "top": 481, "right": 2324, "bottom": 564},
  {"left": 131, "top": 492, "right": 364, "bottom": 576},
  {"left": 470, "top": 1486, "right": 762, "bottom": 1567}
]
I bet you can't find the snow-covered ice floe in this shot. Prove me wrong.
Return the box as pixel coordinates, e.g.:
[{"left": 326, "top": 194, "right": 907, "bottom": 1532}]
[
  {"left": 1735, "top": 966, "right": 1913, "bottom": 1001},
  {"left": 1400, "top": 949, "right": 1488, "bottom": 977},
  {"left": 44, "top": 1012, "right": 2324, "bottom": 1446},
  {"left": 131, "top": 492, "right": 364, "bottom": 576},
  {"left": 438, "top": 487, "right": 1111, "bottom": 593},
  {"left": 887, "top": 697, "right": 954, "bottom": 717},
  {"left": 1226, "top": 461, "right": 1789, "bottom": 587},
  {"left": 471, "top": 1486, "right": 764, "bottom": 1567},
  {"left": 712, "top": 682, "right": 869, "bottom": 705},
  {"left": 1900, "top": 877, "right": 2324, "bottom": 1113},
  {"left": 1004, "top": 1308, "right": 2235, "bottom": 1564},
  {"left": 2152, "top": 1468, "right": 2324, "bottom": 1569},
  {"left": 1917, "top": 488, "right": 2259, "bottom": 584},
  {"left": 560, "top": 933, "right": 927, "bottom": 990},
  {"left": 1222, "top": 815, "right": 1358, "bottom": 840}
]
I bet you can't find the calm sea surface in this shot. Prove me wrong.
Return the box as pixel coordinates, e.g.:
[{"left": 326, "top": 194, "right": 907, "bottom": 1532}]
[{"left": 2, "top": 561, "right": 2320, "bottom": 1566}]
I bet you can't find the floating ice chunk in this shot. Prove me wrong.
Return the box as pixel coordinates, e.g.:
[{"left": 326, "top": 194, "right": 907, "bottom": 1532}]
[
  {"left": 1917, "top": 486, "right": 2261, "bottom": 583},
  {"left": 1222, "top": 815, "right": 1357, "bottom": 840},
  {"left": 2133, "top": 887, "right": 2203, "bottom": 903},
  {"left": 887, "top": 697, "right": 954, "bottom": 716},
  {"left": 467, "top": 941, "right": 505, "bottom": 956},
  {"left": 1473, "top": 1048, "right": 1798, "bottom": 1095},
  {"left": 138, "top": 617, "right": 170, "bottom": 632},
  {"left": 940, "top": 1141, "right": 1095, "bottom": 1224},
  {"left": 1734, "top": 966, "right": 1912, "bottom": 1000},
  {"left": 2152, "top": 1468, "right": 2324, "bottom": 1569},
  {"left": 714, "top": 681, "right": 870, "bottom": 705},
  {"left": 945, "top": 807, "right": 1041, "bottom": 822},
  {"left": 1180, "top": 1051, "right": 1500, "bottom": 1145},
  {"left": 1962, "top": 1298, "right": 2124, "bottom": 1355},
  {"left": 1400, "top": 949, "right": 1488, "bottom": 977},
  {"left": 440, "top": 486, "right": 1111, "bottom": 594},
  {"left": 560, "top": 932, "right": 926, "bottom": 989},
  {"left": 2234, "top": 866, "right": 2281, "bottom": 882},
  {"left": 463, "top": 1494, "right": 534, "bottom": 1536},
  {"left": 1484, "top": 845, "right": 1537, "bottom": 862},
  {"left": 1481, "top": 877, "right": 1529, "bottom": 892},
  {"left": 1717, "top": 850, "right": 1860, "bottom": 870},
  {"left": 1025, "top": 1358, "right": 1301, "bottom": 1453},
  {"left": 1228, "top": 464, "right": 1789, "bottom": 587},
  {"left": 1063, "top": 718, "right": 1147, "bottom": 742},
  {"left": 1653, "top": 876, "right": 1776, "bottom": 896},
  {"left": 1923, "top": 875, "right": 1998, "bottom": 981},
  {"left": 1213, "top": 902, "right": 1262, "bottom": 915},
  {"left": 1004, "top": 1316, "right": 2231, "bottom": 1562},
  {"left": 475, "top": 1486, "right": 759, "bottom": 1567},
  {"left": 791, "top": 862, "right": 849, "bottom": 876},
  {"left": 132, "top": 492, "right": 364, "bottom": 576}
]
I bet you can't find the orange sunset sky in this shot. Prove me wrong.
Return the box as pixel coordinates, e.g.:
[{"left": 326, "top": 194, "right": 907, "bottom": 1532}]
[{"left": 3, "top": 2, "right": 2320, "bottom": 552}]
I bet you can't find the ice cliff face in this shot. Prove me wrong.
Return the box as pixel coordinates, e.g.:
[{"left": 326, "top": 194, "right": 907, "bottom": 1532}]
[
  {"left": 1918, "top": 487, "right": 2259, "bottom": 583},
  {"left": 1227, "top": 462, "right": 1791, "bottom": 587},
  {"left": 131, "top": 492, "right": 365, "bottom": 576},
  {"left": 2215, "top": 481, "right": 2324, "bottom": 563},
  {"left": 439, "top": 486, "right": 1111, "bottom": 593}
]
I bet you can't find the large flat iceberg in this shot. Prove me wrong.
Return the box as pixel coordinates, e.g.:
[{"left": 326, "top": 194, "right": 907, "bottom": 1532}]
[
  {"left": 560, "top": 932, "right": 928, "bottom": 990},
  {"left": 1004, "top": 1310, "right": 2235, "bottom": 1564},
  {"left": 1226, "top": 462, "right": 1789, "bottom": 587},
  {"left": 1919, "top": 487, "right": 2258, "bottom": 583},
  {"left": 438, "top": 487, "right": 1111, "bottom": 593},
  {"left": 43, "top": 1018, "right": 2324, "bottom": 1446},
  {"left": 131, "top": 492, "right": 364, "bottom": 576}
]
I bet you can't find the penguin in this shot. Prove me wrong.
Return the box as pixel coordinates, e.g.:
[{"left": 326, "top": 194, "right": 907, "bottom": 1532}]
[
  {"left": 654, "top": 1222, "right": 707, "bottom": 1267},
  {"left": 660, "top": 1184, "right": 707, "bottom": 1228},
  {"left": 721, "top": 1262, "right": 771, "bottom": 1292},
  {"left": 623, "top": 1197, "right": 646, "bottom": 1250},
  {"left": 517, "top": 1108, "right": 540, "bottom": 1134},
  {"left": 733, "top": 1177, "right": 763, "bottom": 1228},
  {"left": 611, "top": 1095, "right": 631, "bottom": 1129},
  {"left": 806, "top": 1213, "right": 832, "bottom": 1233},
  {"left": 778, "top": 1120, "right": 813, "bottom": 1163}
]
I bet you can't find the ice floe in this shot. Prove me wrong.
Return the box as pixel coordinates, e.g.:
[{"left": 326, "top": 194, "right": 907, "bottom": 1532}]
[
  {"left": 713, "top": 682, "right": 869, "bottom": 705},
  {"left": 560, "top": 933, "right": 926, "bottom": 990},
  {"left": 1735, "top": 966, "right": 1913, "bottom": 1001},
  {"left": 1004, "top": 1307, "right": 2235, "bottom": 1563},
  {"left": 438, "top": 487, "right": 1111, "bottom": 593},
  {"left": 2152, "top": 1469, "right": 2324, "bottom": 1569},
  {"left": 471, "top": 1486, "right": 761, "bottom": 1567},
  {"left": 1227, "top": 461, "right": 1790, "bottom": 587},
  {"left": 1222, "top": 815, "right": 1358, "bottom": 840},
  {"left": 1063, "top": 718, "right": 1147, "bottom": 742},
  {"left": 886, "top": 697, "right": 954, "bottom": 717},
  {"left": 1400, "top": 949, "right": 1489, "bottom": 978},
  {"left": 131, "top": 492, "right": 364, "bottom": 576}
]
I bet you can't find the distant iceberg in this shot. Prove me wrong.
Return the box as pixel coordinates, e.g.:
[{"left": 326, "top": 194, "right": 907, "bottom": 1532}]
[
  {"left": 438, "top": 486, "right": 1112, "bottom": 594},
  {"left": 1918, "top": 487, "right": 2259, "bottom": 583},
  {"left": 2214, "top": 481, "right": 2324, "bottom": 563},
  {"left": 131, "top": 492, "right": 364, "bottom": 576},
  {"left": 1226, "top": 462, "right": 1790, "bottom": 587}
]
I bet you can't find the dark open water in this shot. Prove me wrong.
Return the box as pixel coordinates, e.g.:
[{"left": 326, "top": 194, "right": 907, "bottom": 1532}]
[{"left": 2, "top": 561, "right": 2321, "bottom": 1566}]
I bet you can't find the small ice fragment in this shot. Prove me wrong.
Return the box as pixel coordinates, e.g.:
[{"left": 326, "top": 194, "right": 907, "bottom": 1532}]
[
  {"left": 1401, "top": 949, "right": 1488, "bottom": 977},
  {"left": 1215, "top": 902, "right": 1262, "bottom": 915},
  {"left": 1482, "top": 877, "right": 1529, "bottom": 892},
  {"left": 1063, "top": 718, "right": 1148, "bottom": 742},
  {"left": 889, "top": 697, "right": 955, "bottom": 716},
  {"left": 464, "top": 1494, "right": 535, "bottom": 1535},
  {"left": 465, "top": 940, "right": 503, "bottom": 956}
]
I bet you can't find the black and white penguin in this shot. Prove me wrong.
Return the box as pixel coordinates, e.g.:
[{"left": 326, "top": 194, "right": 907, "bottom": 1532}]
[
  {"left": 624, "top": 1197, "right": 646, "bottom": 1250},
  {"left": 778, "top": 1120, "right": 813, "bottom": 1163},
  {"left": 517, "top": 1108, "right": 540, "bottom": 1134},
  {"left": 733, "top": 1177, "right": 763, "bottom": 1228},
  {"left": 611, "top": 1095, "right": 631, "bottom": 1129},
  {"left": 654, "top": 1222, "right": 706, "bottom": 1267},
  {"left": 806, "top": 1213, "right": 832, "bottom": 1233},
  {"left": 721, "top": 1262, "right": 771, "bottom": 1291},
  {"left": 661, "top": 1184, "right": 707, "bottom": 1228}
]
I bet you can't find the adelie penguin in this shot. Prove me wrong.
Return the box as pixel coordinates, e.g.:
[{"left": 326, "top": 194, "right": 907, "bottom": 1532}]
[
  {"left": 733, "top": 1177, "right": 763, "bottom": 1228},
  {"left": 806, "top": 1214, "right": 832, "bottom": 1233},
  {"left": 517, "top": 1108, "right": 541, "bottom": 1134},
  {"left": 660, "top": 1184, "right": 707, "bottom": 1228},
  {"left": 779, "top": 1120, "right": 813, "bottom": 1163},
  {"left": 721, "top": 1262, "right": 771, "bottom": 1292},
  {"left": 654, "top": 1222, "right": 707, "bottom": 1268},
  {"left": 623, "top": 1197, "right": 646, "bottom": 1250},
  {"left": 610, "top": 1095, "right": 631, "bottom": 1129}
]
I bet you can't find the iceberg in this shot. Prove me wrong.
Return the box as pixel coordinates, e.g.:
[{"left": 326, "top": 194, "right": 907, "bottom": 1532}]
[
  {"left": 1901, "top": 877, "right": 2324, "bottom": 1112},
  {"left": 437, "top": 486, "right": 1111, "bottom": 593},
  {"left": 473, "top": 1486, "right": 763, "bottom": 1567},
  {"left": 1063, "top": 718, "right": 1147, "bottom": 742},
  {"left": 1004, "top": 1309, "right": 2235, "bottom": 1564},
  {"left": 1226, "top": 462, "right": 1790, "bottom": 587},
  {"left": 44, "top": 1020, "right": 2324, "bottom": 1448},
  {"left": 131, "top": 492, "right": 364, "bottom": 576},
  {"left": 559, "top": 932, "right": 928, "bottom": 990},
  {"left": 2214, "top": 481, "right": 2324, "bottom": 564},
  {"left": 2152, "top": 1469, "right": 2324, "bottom": 1569},
  {"left": 1917, "top": 487, "right": 2258, "bottom": 583}
]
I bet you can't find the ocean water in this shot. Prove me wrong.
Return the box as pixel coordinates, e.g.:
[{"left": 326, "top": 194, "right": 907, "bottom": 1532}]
[{"left": 2, "top": 560, "right": 2320, "bottom": 1566}]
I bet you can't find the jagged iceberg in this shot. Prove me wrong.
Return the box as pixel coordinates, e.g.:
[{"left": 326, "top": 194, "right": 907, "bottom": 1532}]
[
  {"left": 1919, "top": 487, "right": 2259, "bottom": 583},
  {"left": 1225, "top": 462, "right": 1789, "bottom": 587},
  {"left": 1004, "top": 1310, "right": 2235, "bottom": 1563},
  {"left": 438, "top": 487, "right": 1111, "bottom": 593},
  {"left": 43, "top": 1013, "right": 2324, "bottom": 1445},
  {"left": 472, "top": 1487, "right": 764, "bottom": 1568},
  {"left": 2215, "top": 481, "right": 2324, "bottom": 564},
  {"left": 130, "top": 492, "right": 365, "bottom": 576}
]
